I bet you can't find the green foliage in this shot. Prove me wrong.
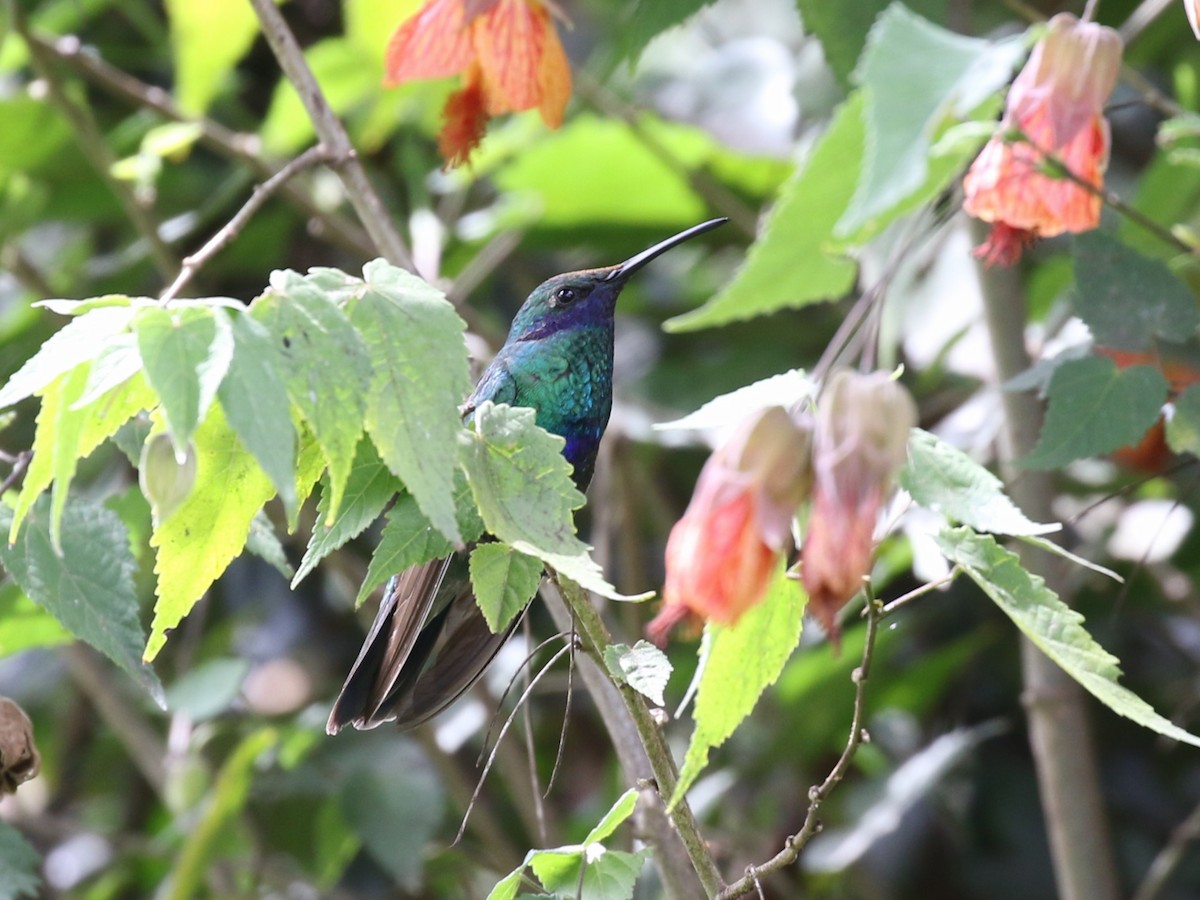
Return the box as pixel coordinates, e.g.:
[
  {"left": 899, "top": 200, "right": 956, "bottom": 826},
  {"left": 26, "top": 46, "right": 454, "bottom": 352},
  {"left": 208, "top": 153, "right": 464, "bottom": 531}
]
[
  {"left": 0, "top": 821, "right": 40, "bottom": 900},
  {"left": 0, "top": 584, "right": 71, "bottom": 656},
  {"left": 469, "top": 542, "right": 543, "bottom": 633},
  {"left": 672, "top": 569, "right": 806, "bottom": 807},
  {"left": 1167, "top": 383, "right": 1200, "bottom": 455},
  {"left": 163, "top": 0, "right": 259, "bottom": 115},
  {"left": 604, "top": 641, "right": 673, "bottom": 707},
  {"left": 937, "top": 527, "right": 1200, "bottom": 748},
  {"left": 613, "top": 0, "right": 716, "bottom": 68},
  {"left": 1071, "top": 231, "right": 1200, "bottom": 349},
  {"left": 1023, "top": 356, "right": 1169, "bottom": 469}
]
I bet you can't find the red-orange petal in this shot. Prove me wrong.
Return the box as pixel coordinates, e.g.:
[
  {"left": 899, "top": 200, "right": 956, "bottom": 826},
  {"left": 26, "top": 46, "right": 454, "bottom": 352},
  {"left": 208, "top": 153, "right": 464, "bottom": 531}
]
[
  {"left": 385, "top": 0, "right": 475, "bottom": 86},
  {"left": 472, "top": 0, "right": 547, "bottom": 113},
  {"left": 535, "top": 12, "right": 571, "bottom": 127},
  {"left": 438, "top": 67, "right": 490, "bottom": 166}
]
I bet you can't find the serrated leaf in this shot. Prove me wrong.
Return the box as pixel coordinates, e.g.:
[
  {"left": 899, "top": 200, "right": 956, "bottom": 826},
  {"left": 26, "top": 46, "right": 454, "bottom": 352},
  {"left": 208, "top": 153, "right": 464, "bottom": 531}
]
[
  {"left": 147, "top": 404, "right": 275, "bottom": 661},
  {"left": 936, "top": 526, "right": 1200, "bottom": 748},
  {"left": 655, "top": 370, "right": 814, "bottom": 432},
  {"left": 460, "top": 403, "right": 647, "bottom": 601},
  {"left": 665, "top": 95, "right": 863, "bottom": 331},
  {"left": 1072, "top": 231, "right": 1200, "bottom": 350},
  {"left": 351, "top": 261, "right": 471, "bottom": 546},
  {"left": 218, "top": 311, "right": 299, "bottom": 519},
  {"left": 245, "top": 511, "right": 293, "bottom": 579},
  {"left": 0, "top": 497, "right": 164, "bottom": 704},
  {"left": 0, "top": 820, "right": 40, "bottom": 900},
  {"left": 253, "top": 274, "right": 370, "bottom": 521},
  {"left": 293, "top": 437, "right": 402, "bottom": 587},
  {"left": 0, "top": 305, "right": 136, "bottom": 410},
  {"left": 533, "top": 848, "right": 647, "bottom": 900},
  {"left": 1023, "top": 356, "right": 1169, "bottom": 469},
  {"left": 584, "top": 788, "right": 639, "bottom": 844},
  {"left": 902, "top": 429, "right": 1059, "bottom": 536},
  {"left": 74, "top": 333, "right": 142, "bottom": 407},
  {"left": 469, "top": 543, "right": 543, "bottom": 633},
  {"left": 795, "top": 0, "right": 890, "bottom": 85},
  {"left": 604, "top": 642, "right": 672, "bottom": 707},
  {"left": 135, "top": 305, "right": 232, "bottom": 453},
  {"left": 837, "top": 5, "right": 1024, "bottom": 234},
  {"left": 671, "top": 568, "right": 805, "bottom": 808},
  {"left": 1167, "top": 384, "right": 1200, "bottom": 456}
]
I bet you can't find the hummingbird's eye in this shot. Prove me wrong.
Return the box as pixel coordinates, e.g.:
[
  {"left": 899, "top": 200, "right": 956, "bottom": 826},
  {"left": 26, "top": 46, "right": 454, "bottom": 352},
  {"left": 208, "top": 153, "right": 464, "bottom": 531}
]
[{"left": 553, "top": 287, "right": 577, "bottom": 307}]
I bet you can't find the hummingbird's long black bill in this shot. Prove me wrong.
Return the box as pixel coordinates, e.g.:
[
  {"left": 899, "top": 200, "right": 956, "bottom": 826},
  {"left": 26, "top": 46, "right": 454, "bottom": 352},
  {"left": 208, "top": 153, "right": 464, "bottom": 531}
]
[{"left": 605, "top": 217, "right": 728, "bottom": 282}]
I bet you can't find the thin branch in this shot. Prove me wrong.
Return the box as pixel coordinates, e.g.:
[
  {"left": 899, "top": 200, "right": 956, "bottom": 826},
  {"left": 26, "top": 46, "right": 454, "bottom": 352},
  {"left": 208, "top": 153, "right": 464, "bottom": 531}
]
[
  {"left": 547, "top": 575, "right": 724, "bottom": 897},
  {"left": 247, "top": 0, "right": 415, "bottom": 271},
  {"left": 716, "top": 599, "right": 882, "bottom": 900},
  {"left": 159, "top": 144, "right": 336, "bottom": 303},
  {"left": 880, "top": 567, "right": 961, "bottom": 617},
  {"left": 12, "top": 7, "right": 177, "bottom": 281},
  {"left": 1132, "top": 796, "right": 1200, "bottom": 900},
  {"left": 0, "top": 451, "right": 32, "bottom": 496}
]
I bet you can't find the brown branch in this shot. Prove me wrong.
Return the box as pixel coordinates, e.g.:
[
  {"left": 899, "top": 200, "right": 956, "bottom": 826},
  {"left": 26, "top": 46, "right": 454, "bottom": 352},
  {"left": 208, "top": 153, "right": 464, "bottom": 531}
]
[
  {"left": 716, "top": 598, "right": 881, "bottom": 900},
  {"left": 159, "top": 144, "right": 337, "bottom": 303},
  {"left": 1132, "top": 798, "right": 1200, "bottom": 900},
  {"left": 0, "top": 451, "right": 33, "bottom": 496},
  {"left": 247, "top": 0, "right": 415, "bottom": 271},
  {"left": 12, "top": 8, "right": 177, "bottom": 281}
]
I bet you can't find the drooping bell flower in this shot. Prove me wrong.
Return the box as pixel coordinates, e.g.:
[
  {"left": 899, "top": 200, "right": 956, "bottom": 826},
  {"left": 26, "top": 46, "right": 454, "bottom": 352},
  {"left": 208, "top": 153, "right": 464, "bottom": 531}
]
[
  {"left": 385, "top": 0, "right": 572, "bottom": 166},
  {"left": 1188, "top": 0, "right": 1200, "bottom": 40},
  {"left": 963, "top": 14, "right": 1123, "bottom": 265},
  {"left": 647, "top": 406, "right": 812, "bottom": 645},
  {"left": 800, "top": 371, "right": 916, "bottom": 645}
]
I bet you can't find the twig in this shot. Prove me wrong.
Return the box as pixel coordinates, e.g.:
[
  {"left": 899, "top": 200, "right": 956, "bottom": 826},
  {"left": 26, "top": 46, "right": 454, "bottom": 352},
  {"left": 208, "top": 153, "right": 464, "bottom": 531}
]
[
  {"left": 716, "top": 598, "right": 882, "bottom": 899},
  {"left": 0, "top": 451, "right": 33, "bottom": 496},
  {"left": 880, "top": 567, "right": 961, "bottom": 617},
  {"left": 1118, "top": 0, "right": 1174, "bottom": 44},
  {"left": 12, "top": 7, "right": 177, "bottom": 281},
  {"left": 247, "top": 0, "right": 415, "bottom": 271},
  {"left": 1132, "top": 797, "right": 1200, "bottom": 900},
  {"left": 548, "top": 575, "right": 724, "bottom": 897},
  {"left": 159, "top": 144, "right": 336, "bottom": 303}
]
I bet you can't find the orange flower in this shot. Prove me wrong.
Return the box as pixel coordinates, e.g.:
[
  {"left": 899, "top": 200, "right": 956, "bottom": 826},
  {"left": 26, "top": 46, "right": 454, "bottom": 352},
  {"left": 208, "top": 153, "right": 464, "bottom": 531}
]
[
  {"left": 963, "top": 14, "right": 1123, "bottom": 265},
  {"left": 647, "top": 407, "right": 811, "bottom": 645},
  {"left": 801, "top": 371, "right": 915, "bottom": 645},
  {"left": 385, "top": 0, "right": 571, "bottom": 166}
]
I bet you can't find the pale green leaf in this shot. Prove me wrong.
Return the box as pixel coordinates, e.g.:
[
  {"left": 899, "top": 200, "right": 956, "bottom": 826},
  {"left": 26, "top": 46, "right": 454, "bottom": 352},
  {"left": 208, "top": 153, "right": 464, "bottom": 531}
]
[
  {"left": 165, "top": 658, "right": 251, "bottom": 721},
  {"left": 1072, "top": 231, "right": 1200, "bottom": 350},
  {"left": 937, "top": 527, "right": 1200, "bottom": 748},
  {"left": 245, "top": 511, "right": 293, "bottom": 579},
  {"left": 0, "top": 306, "right": 136, "bottom": 409},
  {"left": 1023, "top": 356, "right": 1168, "bottom": 469},
  {"left": 253, "top": 273, "right": 370, "bottom": 521},
  {"left": 135, "top": 305, "right": 232, "bottom": 453},
  {"left": 901, "top": 429, "right": 1059, "bottom": 536},
  {"left": 148, "top": 404, "right": 275, "bottom": 662},
  {"left": 584, "top": 788, "right": 639, "bottom": 844},
  {"left": 460, "top": 403, "right": 647, "bottom": 601},
  {"left": 74, "top": 333, "right": 142, "bottom": 407},
  {"left": 0, "top": 583, "right": 71, "bottom": 657},
  {"left": 665, "top": 95, "right": 863, "bottom": 331},
  {"left": 1167, "top": 384, "right": 1200, "bottom": 456},
  {"left": 351, "top": 261, "right": 471, "bottom": 546},
  {"left": 613, "top": 0, "right": 715, "bottom": 66},
  {"left": 164, "top": 0, "right": 259, "bottom": 114},
  {"left": 293, "top": 437, "right": 402, "bottom": 587},
  {"left": 655, "top": 370, "right": 813, "bottom": 432},
  {"left": 217, "top": 311, "right": 299, "bottom": 519},
  {"left": 604, "top": 642, "right": 672, "bottom": 707},
  {"left": 484, "top": 867, "right": 525, "bottom": 900},
  {"left": 838, "top": 5, "right": 1025, "bottom": 234},
  {"left": 468, "top": 542, "right": 543, "bottom": 633},
  {"left": 672, "top": 569, "right": 805, "bottom": 807},
  {"left": 532, "top": 848, "right": 647, "bottom": 900},
  {"left": 0, "top": 497, "right": 164, "bottom": 704},
  {"left": 0, "top": 821, "right": 40, "bottom": 900}
]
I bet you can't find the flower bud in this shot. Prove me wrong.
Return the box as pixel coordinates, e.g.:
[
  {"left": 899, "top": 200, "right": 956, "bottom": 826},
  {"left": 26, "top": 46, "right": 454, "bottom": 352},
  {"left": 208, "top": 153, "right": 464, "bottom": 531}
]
[
  {"left": 139, "top": 432, "right": 196, "bottom": 522},
  {"left": 0, "top": 697, "right": 40, "bottom": 795}
]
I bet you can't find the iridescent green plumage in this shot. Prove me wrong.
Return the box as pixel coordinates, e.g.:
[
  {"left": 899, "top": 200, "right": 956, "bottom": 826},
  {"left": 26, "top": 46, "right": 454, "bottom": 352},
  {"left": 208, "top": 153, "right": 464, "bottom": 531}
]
[{"left": 328, "top": 219, "right": 727, "bottom": 733}]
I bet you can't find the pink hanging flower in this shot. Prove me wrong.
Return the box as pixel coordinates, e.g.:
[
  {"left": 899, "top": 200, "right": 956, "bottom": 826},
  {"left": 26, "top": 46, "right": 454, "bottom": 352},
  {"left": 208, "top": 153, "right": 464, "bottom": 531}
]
[{"left": 963, "top": 14, "right": 1123, "bottom": 265}]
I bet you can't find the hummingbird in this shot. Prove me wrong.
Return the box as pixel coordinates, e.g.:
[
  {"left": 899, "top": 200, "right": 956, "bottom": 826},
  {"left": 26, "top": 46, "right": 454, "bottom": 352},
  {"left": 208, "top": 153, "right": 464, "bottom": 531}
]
[{"left": 327, "top": 218, "right": 728, "bottom": 734}]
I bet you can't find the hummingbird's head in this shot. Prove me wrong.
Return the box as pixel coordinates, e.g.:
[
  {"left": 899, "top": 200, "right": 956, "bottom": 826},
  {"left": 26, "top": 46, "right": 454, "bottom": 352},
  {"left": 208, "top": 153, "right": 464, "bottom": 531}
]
[{"left": 505, "top": 218, "right": 728, "bottom": 343}]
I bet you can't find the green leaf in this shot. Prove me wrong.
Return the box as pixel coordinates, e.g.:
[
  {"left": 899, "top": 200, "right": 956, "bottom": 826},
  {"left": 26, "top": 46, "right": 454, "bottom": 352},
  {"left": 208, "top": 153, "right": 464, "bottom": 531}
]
[
  {"left": 1023, "top": 356, "right": 1169, "bottom": 469},
  {"left": 135, "top": 305, "right": 233, "bottom": 453},
  {"left": 655, "top": 370, "right": 813, "bottom": 431},
  {"left": 168, "top": 728, "right": 278, "bottom": 897},
  {"left": 245, "top": 511, "right": 294, "bottom": 579},
  {"left": 148, "top": 404, "right": 275, "bottom": 662},
  {"left": 351, "top": 261, "right": 472, "bottom": 546},
  {"left": 468, "top": 542, "right": 543, "bottom": 633},
  {"left": 0, "top": 305, "right": 136, "bottom": 409},
  {"left": 0, "top": 821, "right": 40, "bottom": 900},
  {"left": 460, "top": 403, "right": 647, "bottom": 601},
  {"left": 794, "top": 0, "right": 890, "bottom": 85},
  {"left": 0, "top": 583, "right": 72, "bottom": 656},
  {"left": 901, "top": 429, "right": 1059, "bottom": 536},
  {"left": 165, "top": 657, "right": 251, "bottom": 721},
  {"left": 604, "top": 642, "right": 672, "bottom": 707},
  {"left": 665, "top": 95, "right": 863, "bottom": 331},
  {"left": 217, "top": 311, "right": 299, "bottom": 519},
  {"left": 293, "top": 437, "right": 402, "bottom": 588},
  {"left": 0, "top": 497, "right": 164, "bottom": 705},
  {"left": 672, "top": 568, "right": 805, "bottom": 807},
  {"left": 164, "top": 0, "right": 259, "bottom": 114},
  {"left": 1167, "top": 384, "right": 1200, "bottom": 456},
  {"left": 584, "top": 788, "right": 639, "bottom": 844},
  {"left": 936, "top": 527, "right": 1200, "bottom": 748},
  {"left": 253, "top": 273, "right": 370, "bottom": 521},
  {"left": 1071, "top": 231, "right": 1200, "bottom": 350},
  {"left": 532, "top": 848, "right": 647, "bottom": 900},
  {"left": 837, "top": 5, "right": 1025, "bottom": 234},
  {"left": 613, "top": 0, "right": 715, "bottom": 67}
]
